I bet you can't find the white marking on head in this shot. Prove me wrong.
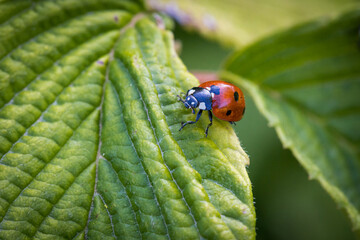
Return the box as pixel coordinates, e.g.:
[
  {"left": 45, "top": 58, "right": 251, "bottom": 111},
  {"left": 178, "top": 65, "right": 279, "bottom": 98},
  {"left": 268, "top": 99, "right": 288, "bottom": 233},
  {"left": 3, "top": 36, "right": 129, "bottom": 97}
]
[
  {"left": 199, "top": 102, "right": 206, "bottom": 110},
  {"left": 188, "top": 89, "right": 195, "bottom": 95},
  {"left": 211, "top": 93, "right": 215, "bottom": 98},
  {"left": 206, "top": 87, "right": 211, "bottom": 90},
  {"left": 187, "top": 97, "right": 190, "bottom": 101}
]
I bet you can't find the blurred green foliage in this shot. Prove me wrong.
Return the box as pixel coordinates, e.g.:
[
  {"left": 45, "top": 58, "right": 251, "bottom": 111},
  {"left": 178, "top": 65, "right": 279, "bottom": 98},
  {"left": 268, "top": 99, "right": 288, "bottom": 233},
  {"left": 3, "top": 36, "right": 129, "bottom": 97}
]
[
  {"left": 149, "top": 0, "right": 358, "bottom": 47},
  {"left": 174, "top": 25, "right": 356, "bottom": 240}
]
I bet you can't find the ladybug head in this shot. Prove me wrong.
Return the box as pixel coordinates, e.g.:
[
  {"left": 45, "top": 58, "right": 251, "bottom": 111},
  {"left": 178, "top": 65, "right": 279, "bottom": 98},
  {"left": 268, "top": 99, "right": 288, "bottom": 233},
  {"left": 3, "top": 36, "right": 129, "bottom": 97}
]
[
  {"left": 177, "top": 92, "right": 198, "bottom": 114},
  {"left": 184, "top": 95, "right": 198, "bottom": 109}
]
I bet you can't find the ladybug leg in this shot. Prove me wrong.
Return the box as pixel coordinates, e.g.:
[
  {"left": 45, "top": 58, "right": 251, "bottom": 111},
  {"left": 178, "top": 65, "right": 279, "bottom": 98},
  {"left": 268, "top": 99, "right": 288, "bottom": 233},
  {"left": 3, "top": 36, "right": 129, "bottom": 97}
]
[
  {"left": 205, "top": 111, "right": 213, "bottom": 137},
  {"left": 229, "top": 121, "right": 237, "bottom": 126},
  {"left": 179, "top": 110, "right": 203, "bottom": 132}
]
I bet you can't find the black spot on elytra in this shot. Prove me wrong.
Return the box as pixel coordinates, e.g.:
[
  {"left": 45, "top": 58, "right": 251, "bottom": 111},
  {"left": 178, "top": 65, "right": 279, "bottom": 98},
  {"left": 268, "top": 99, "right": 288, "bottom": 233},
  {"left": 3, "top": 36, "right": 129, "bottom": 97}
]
[
  {"left": 234, "top": 91, "right": 239, "bottom": 101},
  {"left": 226, "top": 110, "right": 232, "bottom": 116},
  {"left": 242, "top": 107, "right": 246, "bottom": 115}
]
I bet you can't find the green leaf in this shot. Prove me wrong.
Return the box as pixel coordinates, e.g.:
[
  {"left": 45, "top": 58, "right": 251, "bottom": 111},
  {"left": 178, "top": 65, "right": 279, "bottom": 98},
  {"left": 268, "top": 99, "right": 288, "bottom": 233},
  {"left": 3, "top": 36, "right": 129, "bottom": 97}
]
[
  {"left": 223, "top": 10, "right": 360, "bottom": 230},
  {"left": 147, "top": 0, "right": 358, "bottom": 47},
  {"left": 0, "top": 1, "right": 255, "bottom": 239}
]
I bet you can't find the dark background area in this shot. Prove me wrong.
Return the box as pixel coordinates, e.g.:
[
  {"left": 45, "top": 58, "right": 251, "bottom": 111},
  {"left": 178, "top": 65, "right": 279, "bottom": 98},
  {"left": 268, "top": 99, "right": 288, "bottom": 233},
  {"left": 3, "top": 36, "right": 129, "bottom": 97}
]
[{"left": 173, "top": 25, "right": 356, "bottom": 240}]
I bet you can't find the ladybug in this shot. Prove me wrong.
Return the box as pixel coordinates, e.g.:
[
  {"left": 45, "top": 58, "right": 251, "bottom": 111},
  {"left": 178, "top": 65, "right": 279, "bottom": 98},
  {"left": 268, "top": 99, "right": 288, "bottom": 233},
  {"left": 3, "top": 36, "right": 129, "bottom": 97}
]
[{"left": 178, "top": 81, "right": 245, "bottom": 136}]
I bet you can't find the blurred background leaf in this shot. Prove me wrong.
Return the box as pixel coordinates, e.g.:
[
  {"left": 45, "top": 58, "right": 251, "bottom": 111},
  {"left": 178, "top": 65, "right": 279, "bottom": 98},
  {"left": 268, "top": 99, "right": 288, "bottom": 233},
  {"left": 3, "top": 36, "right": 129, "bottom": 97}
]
[
  {"left": 147, "top": 0, "right": 358, "bottom": 47},
  {"left": 173, "top": 18, "right": 357, "bottom": 239},
  {"left": 223, "top": 9, "right": 360, "bottom": 233}
]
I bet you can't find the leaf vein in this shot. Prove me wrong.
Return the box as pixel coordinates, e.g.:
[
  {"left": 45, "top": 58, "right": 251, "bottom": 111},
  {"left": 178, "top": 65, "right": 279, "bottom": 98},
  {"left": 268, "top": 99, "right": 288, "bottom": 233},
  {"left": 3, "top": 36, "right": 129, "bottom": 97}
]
[
  {"left": 0, "top": 107, "right": 98, "bottom": 225},
  {"left": 109, "top": 80, "right": 169, "bottom": 238}
]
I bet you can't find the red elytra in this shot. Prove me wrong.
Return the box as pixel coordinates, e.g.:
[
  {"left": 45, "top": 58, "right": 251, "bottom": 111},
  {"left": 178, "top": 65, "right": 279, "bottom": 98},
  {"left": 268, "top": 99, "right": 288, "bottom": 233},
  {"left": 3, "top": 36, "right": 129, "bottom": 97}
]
[{"left": 199, "top": 81, "right": 245, "bottom": 122}]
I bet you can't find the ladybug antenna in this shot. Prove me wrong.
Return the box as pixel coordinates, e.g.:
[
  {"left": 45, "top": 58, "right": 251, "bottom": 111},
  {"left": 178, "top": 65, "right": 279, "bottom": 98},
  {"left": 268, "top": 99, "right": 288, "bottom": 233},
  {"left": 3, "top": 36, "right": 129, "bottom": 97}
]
[
  {"left": 177, "top": 95, "right": 195, "bottom": 114},
  {"left": 177, "top": 95, "right": 183, "bottom": 101}
]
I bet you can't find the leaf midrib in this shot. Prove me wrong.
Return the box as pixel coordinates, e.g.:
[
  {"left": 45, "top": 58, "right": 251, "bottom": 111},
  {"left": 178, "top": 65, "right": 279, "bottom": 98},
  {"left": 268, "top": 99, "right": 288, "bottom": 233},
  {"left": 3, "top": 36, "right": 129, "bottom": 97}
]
[
  {"left": 84, "top": 46, "right": 117, "bottom": 238},
  {"left": 134, "top": 25, "right": 200, "bottom": 236},
  {"left": 84, "top": 16, "right": 172, "bottom": 238}
]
